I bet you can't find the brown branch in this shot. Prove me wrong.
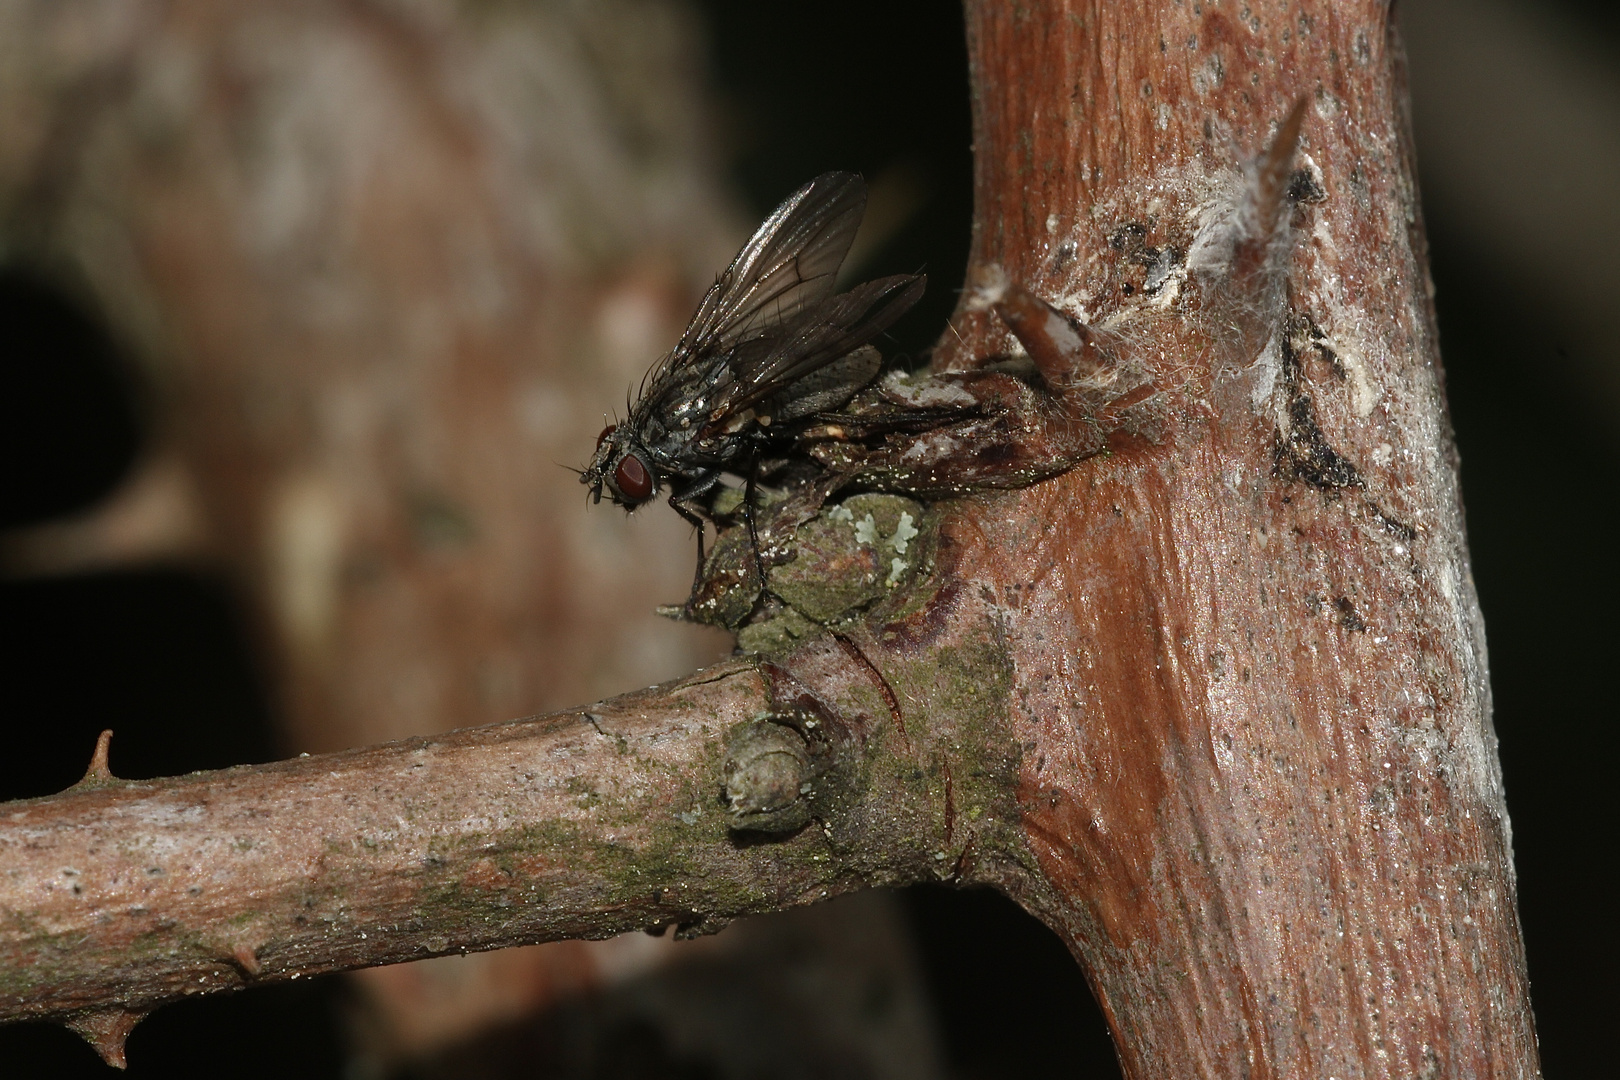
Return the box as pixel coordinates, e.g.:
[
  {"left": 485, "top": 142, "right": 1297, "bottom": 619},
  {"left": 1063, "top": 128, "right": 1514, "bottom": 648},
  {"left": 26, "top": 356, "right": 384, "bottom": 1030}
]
[
  {"left": 0, "top": 1, "right": 1543, "bottom": 1078},
  {"left": 926, "top": 1, "right": 1540, "bottom": 1076},
  {"left": 0, "top": 659, "right": 996, "bottom": 1065}
]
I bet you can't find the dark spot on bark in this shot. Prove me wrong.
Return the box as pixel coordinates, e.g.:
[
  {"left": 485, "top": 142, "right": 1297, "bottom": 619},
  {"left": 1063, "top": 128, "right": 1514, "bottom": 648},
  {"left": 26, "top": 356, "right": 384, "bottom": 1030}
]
[
  {"left": 1110, "top": 222, "right": 1149, "bottom": 254},
  {"left": 1273, "top": 392, "right": 1362, "bottom": 489},
  {"left": 1288, "top": 167, "right": 1326, "bottom": 204},
  {"left": 1053, "top": 240, "right": 1077, "bottom": 273},
  {"left": 1292, "top": 313, "right": 1343, "bottom": 378},
  {"left": 1334, "top": 596, "right": 1366, "bottom": 632},
  {"left": 1273, "top": 320, "right": 1363, "bottom": 490},
  {"left": 1365, "top": 501, "right": 1417, "bottom": 543}
]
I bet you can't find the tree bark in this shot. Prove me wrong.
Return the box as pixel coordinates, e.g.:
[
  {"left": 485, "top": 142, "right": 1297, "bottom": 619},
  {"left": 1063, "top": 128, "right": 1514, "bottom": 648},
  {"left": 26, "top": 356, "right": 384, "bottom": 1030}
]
[
  {"left": 0, "top": 2, "right": 1540, "bottom": 1078},
  {"left": 0, "top": 0, "right": 745, "bottom": 1062},
  {"left": 930, "top": 3, "right": 1537, "bottom": 1075}
]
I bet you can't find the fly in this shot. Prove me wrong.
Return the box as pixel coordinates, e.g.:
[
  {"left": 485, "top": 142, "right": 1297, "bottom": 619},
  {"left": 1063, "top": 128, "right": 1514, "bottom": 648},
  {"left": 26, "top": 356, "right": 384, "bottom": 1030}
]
[{"left": 582, "top": 171, "right": 925, "bottom": 586}]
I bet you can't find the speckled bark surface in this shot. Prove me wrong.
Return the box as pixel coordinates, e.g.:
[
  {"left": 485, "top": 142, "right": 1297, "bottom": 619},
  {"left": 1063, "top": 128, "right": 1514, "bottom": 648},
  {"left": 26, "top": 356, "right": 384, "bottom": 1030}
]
[
  {"left": 922, "top": 2, "right": 1536, "bottom": 1076},
  {"left": 0, "top": 2, "right": 1538, "bottom": 1077}
]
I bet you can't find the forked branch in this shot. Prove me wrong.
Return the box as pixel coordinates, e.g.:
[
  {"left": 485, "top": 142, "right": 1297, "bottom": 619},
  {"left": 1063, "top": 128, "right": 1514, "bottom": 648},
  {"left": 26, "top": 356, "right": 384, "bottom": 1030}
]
[{"left": 0, "top": 2, "right": 1542, "bottom": 1078}]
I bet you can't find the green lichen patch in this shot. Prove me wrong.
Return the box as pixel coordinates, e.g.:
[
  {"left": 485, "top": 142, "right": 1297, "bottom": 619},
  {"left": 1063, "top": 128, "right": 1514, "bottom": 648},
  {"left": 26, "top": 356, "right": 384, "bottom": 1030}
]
[
  {"left": 682, "top": 490, "right": 935, "bottom": 640},
  {"left": 771, "top": 494, "right": 925, "bottom": 621}
]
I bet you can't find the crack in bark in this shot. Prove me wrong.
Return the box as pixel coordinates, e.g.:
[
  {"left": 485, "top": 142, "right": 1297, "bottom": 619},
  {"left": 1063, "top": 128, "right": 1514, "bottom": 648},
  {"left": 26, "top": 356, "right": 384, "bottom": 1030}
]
[{"left": 832, "top": 631, "right": 907, "bottom": 744}]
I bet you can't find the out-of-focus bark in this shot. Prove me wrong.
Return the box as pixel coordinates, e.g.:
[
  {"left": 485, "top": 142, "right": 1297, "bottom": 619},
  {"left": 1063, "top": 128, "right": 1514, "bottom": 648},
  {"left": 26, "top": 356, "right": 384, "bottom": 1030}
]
[
  {"left": 0, "top": 0, "right": 736, "bottom": 750},
  {"left": 0, "top": 2, "right": 1541, "bottom": 1078},
  {"left": 0, "top": 0, "right": 930, "bottom": 1072}
]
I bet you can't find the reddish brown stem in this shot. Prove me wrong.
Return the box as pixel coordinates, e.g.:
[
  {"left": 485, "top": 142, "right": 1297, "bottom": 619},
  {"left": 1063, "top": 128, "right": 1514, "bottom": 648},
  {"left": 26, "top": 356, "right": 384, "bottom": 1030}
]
[
  {"left": 0, "top": 664, "right": 957, "bottom": 1065},
  {"left": 0, "top": 4, "right": 1541, "bottom": 1079},
  {"left": 933, "top": 1, "right": 1540, "bottom": 1076}
]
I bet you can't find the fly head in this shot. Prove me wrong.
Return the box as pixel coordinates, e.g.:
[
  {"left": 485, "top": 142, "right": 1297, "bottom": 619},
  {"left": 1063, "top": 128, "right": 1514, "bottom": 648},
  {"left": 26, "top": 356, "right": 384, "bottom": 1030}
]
[{"left": 583, "top": 424, "right": 659, "bottom": 509}]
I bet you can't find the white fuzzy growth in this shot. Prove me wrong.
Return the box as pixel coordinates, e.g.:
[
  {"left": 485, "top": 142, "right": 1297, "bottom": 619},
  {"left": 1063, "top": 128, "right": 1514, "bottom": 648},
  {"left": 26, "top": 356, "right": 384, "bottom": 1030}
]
[
  {"left": 1184, "top": 166, "right": 1251, "bottom": 276},
  {"left": 1333, "top": 337, "right": 1379, "bottom": 417},
  {"left": 964, "top": 263, "right": 1010, "bottom": 312},
  {"left": 880, "top": 370, "right": 976, "bottom": 408},
  {"left": 1251, "top": 328, "right": 1284, "bottom": 412},
  {"left": 901, "top": 432, "right": 960, "bottom": 463}
]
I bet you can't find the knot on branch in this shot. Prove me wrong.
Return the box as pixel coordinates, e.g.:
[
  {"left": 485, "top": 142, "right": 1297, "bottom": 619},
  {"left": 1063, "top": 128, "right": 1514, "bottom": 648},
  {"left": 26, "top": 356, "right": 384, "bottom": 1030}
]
[{"left": 722, "top": 719, "right": 814, "bottom": 833}]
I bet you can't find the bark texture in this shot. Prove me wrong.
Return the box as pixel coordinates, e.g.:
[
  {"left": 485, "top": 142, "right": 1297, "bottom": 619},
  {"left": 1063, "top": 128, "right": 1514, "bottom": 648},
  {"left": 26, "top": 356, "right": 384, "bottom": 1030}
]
[
  {"left": 0, "top": 0, "right": 737, "bottom": 752},
  {"left": 0, "top": 2, "right": 1540, "bottom": 1078},
  {"left": 930, "top": 2, "right": 1536, "bottom": 1075},
  {"left": 0, "top": 0, "right": 743, "bottom": 1061}
]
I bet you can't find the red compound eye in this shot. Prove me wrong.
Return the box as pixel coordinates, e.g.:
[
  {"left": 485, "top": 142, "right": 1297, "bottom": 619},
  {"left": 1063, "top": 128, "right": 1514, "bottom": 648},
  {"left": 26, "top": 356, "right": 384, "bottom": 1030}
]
[
  {"left": 613, "top": 453, "right": 654, "bottom": 502},
  {"left": 596, "top": 424, "right": 617, "bottom": 449}
]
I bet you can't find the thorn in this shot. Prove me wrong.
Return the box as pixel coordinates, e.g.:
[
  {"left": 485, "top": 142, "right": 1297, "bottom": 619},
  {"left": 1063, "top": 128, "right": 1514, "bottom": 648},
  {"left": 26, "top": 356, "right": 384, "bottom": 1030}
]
[
  {"left": 230, "top": 943, "right": 262, "bottom": 977},
  {"left": 66, "top": 1006, "right": 145, "bottom": 1069},
  {"left": 73, "top": 730, "right": 117, "bottom": 789},
  {"left": 1214, "top": 96, "right": 1310, "bottom": 296},
  {"left": 975, "top": 265, "right": 1110, "bottom": 388},
  {"left": 1253, "top": 95, "right": 1309, "bottom": 242}
]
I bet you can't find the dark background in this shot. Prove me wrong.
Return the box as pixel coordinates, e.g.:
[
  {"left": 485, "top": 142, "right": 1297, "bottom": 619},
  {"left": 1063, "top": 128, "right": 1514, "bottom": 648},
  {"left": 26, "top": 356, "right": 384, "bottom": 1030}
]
[{"left": 1, "top": 0, "right": 1612, "bottom": 1075}]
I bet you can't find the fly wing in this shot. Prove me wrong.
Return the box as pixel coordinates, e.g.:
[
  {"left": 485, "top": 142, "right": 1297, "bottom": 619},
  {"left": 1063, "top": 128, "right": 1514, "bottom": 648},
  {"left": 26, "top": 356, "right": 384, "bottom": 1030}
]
[
  {"left": 677, "top": 172, "right": 867, "bottom": 358},
  {"left": 768, "top": 345, "right": 883, "bottom": 421},
  {"left": 711, "top": 273, "right": 926, "bottom": 420}
]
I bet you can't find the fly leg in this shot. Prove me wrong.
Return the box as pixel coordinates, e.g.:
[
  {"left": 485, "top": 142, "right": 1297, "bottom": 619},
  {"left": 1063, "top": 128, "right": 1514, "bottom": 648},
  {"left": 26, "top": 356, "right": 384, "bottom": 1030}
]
[
  {"left": 670, "top": 470, "right": 723, "bottom": 598},
  {"left": 670, "top": 499, "right": 707, "bottom": 592},
  {"left": 743, "top": 453, "right": 766, "bottom": 592}
]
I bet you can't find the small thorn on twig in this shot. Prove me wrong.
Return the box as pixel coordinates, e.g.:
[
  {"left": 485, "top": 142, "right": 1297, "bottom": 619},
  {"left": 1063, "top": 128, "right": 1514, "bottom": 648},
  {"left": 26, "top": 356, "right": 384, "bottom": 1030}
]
[
  {"left": 229, "top": 943, "right": 262, "bottom": 977},
  {"left": 72, "top": 730, "right": 118, "bottom": 790},
  {"left": 1253, "top": 95, "right": 1309, "bottom": 243},
  {"left": 1206, "top": 96, "right": 1311, "bottom": 300},
  {"left": 970, "top": 263, "right": 1111, "bottom": 389},
  {"left": 66, "top": 1006, "right": 146, "bottom": 1069}
]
